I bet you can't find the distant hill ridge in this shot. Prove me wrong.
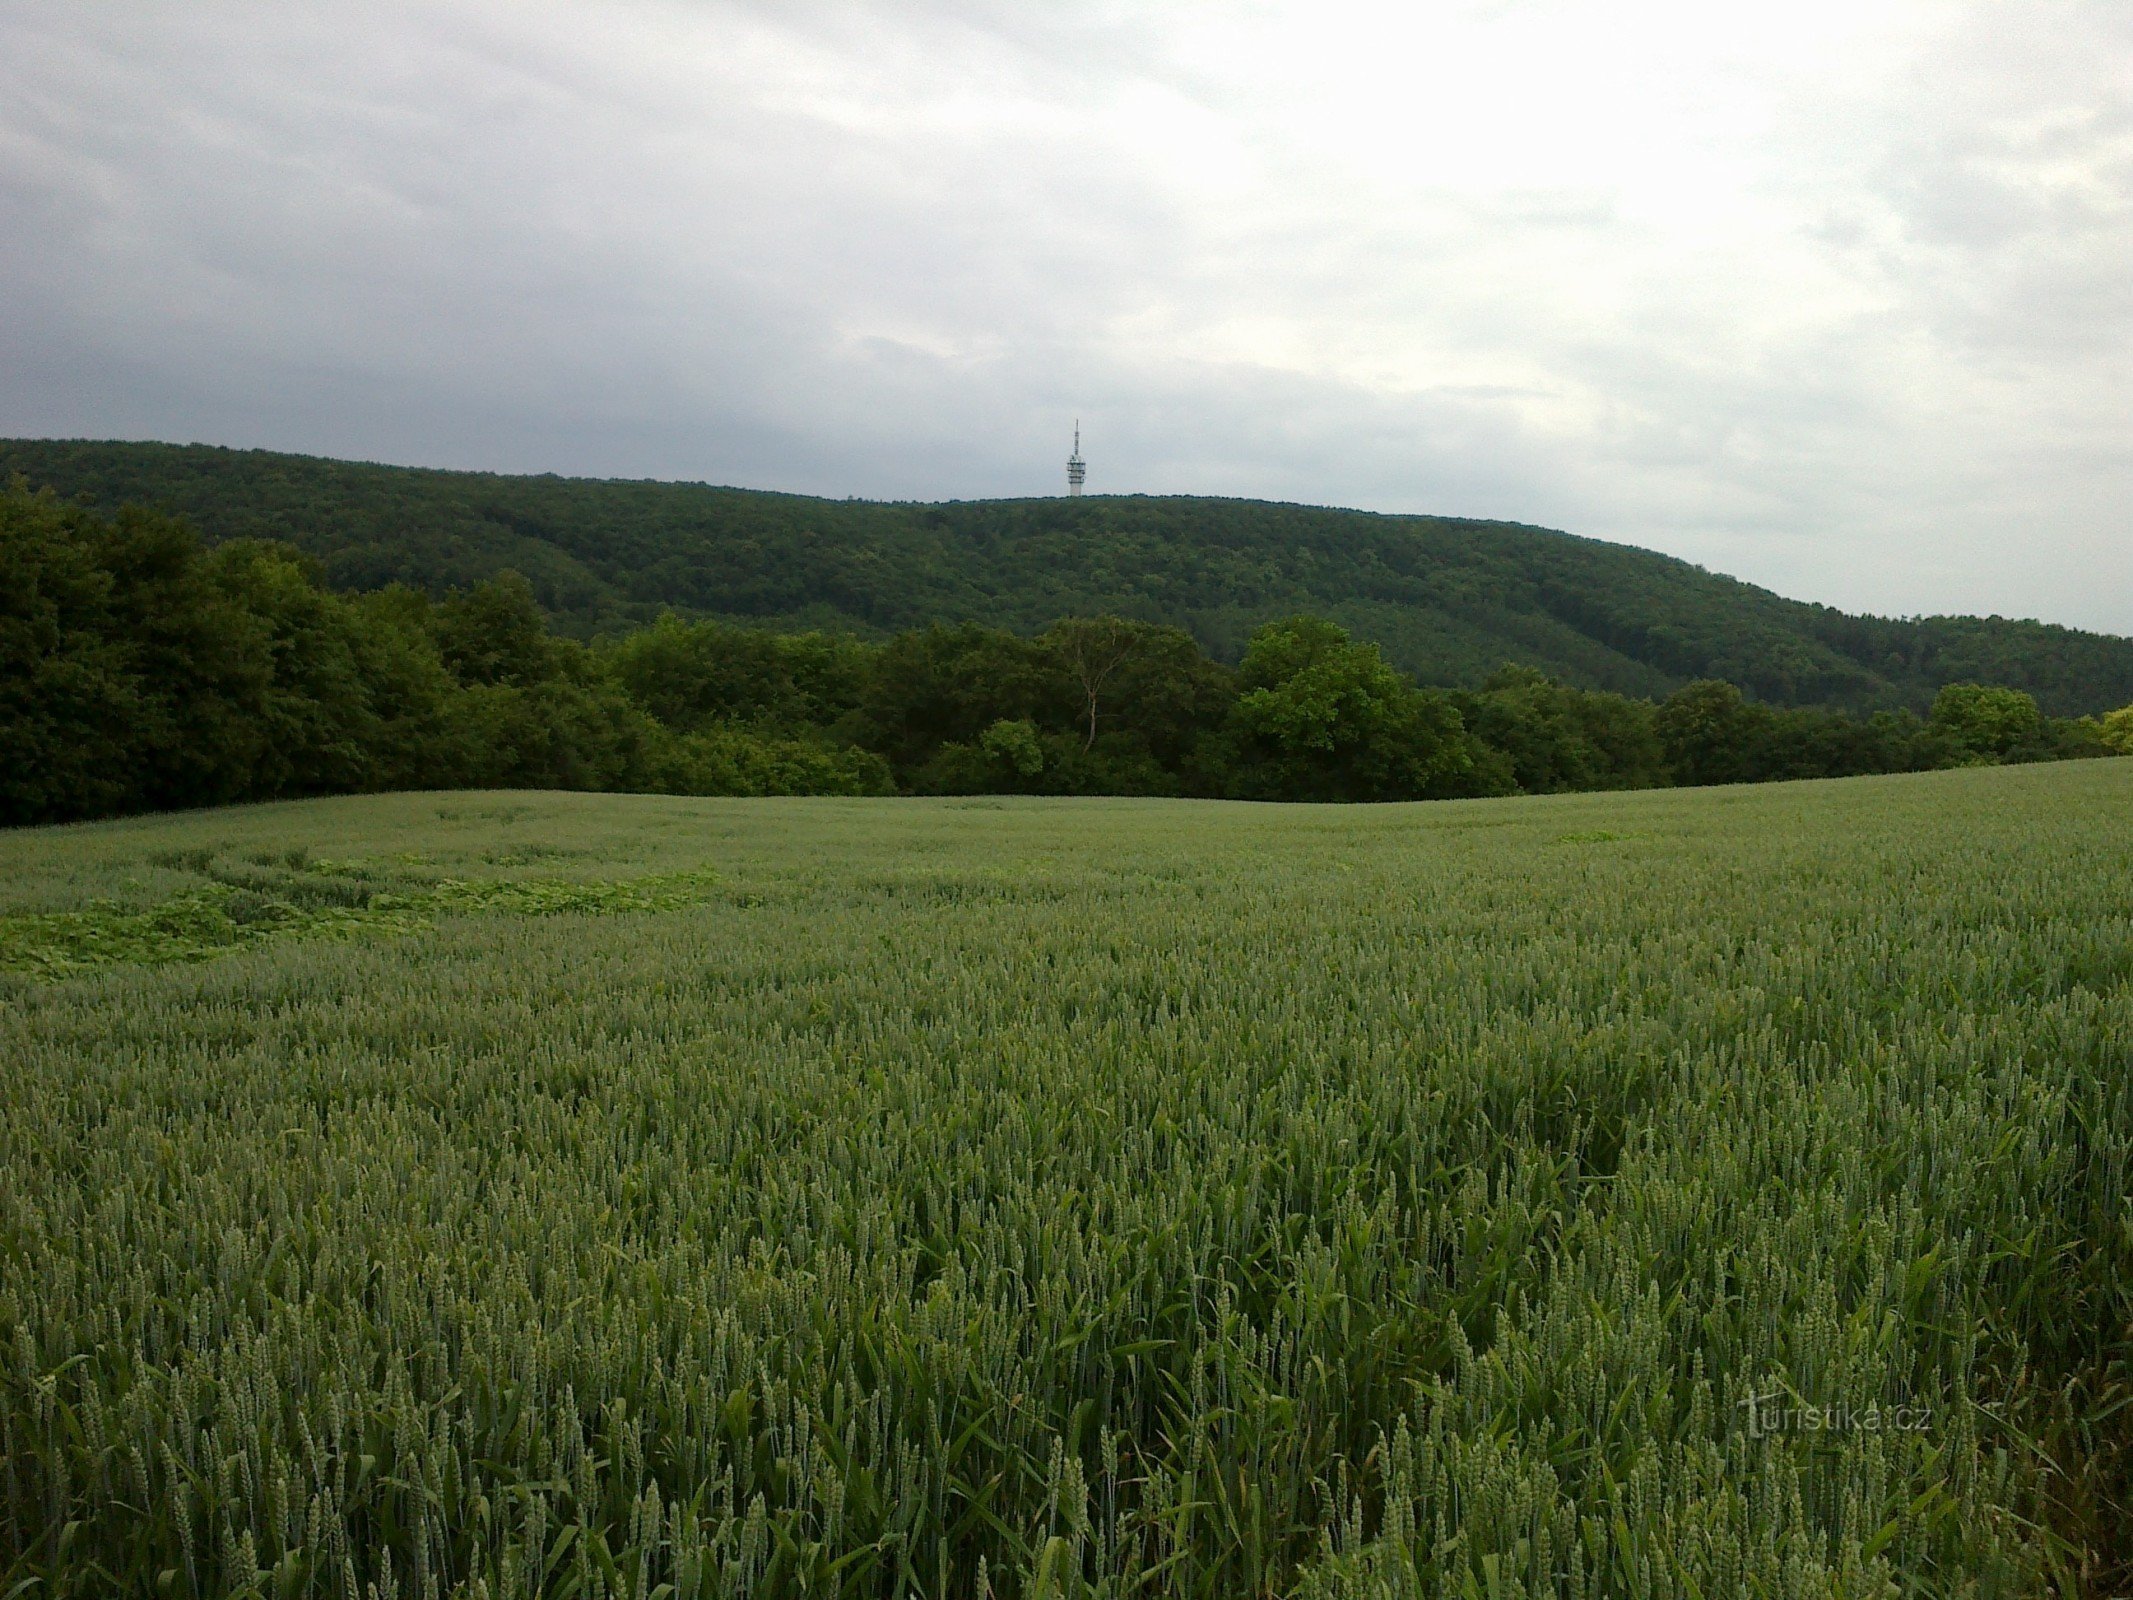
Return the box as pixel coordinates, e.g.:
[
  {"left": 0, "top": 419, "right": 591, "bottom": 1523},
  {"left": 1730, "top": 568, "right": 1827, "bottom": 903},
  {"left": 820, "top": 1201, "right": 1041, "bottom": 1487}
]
[{"left": 6, "top": 437, "right": 2129, "bottom": 715}]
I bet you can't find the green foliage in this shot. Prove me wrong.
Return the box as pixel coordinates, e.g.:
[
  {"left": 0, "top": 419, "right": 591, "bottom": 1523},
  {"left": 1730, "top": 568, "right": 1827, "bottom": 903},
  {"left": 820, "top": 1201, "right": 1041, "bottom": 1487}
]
[
  {"left": 649, "top": 724, "right": 896, "bottom": 798},
  {"left": 1455, "top": 663, "right": 1669, "bottom": 793},
  {"left": 1930, "top": 681, "right": 2046, "bottom": 761},
  {"left": 0, "top": 483, "right": 890, "bottom": 824},
  {"left": 0, "top": 486, "right": 138, "bottom": 820},
  {"left": 1, "top": 483, "right": 2114, "bottom": 826},
  {"left": 883, "top": 619, "right": 1235, "bottom": 799},
  {"left": 9, "top": 439, "right": 2132, "bottom": 714},
  {"left": 1039, "top": 615, "right": 1226, "bottom": 757},
  {"left": 2103, "top": 704, "right": 2133, "bottom": 755},
  {"left": 1657, "top": 680, "right": 1962, "bottom": 787},
  {"left": 979, "top": 717, "right": 1046, "bottom": 777},
  {"left": 603, "top": 614, "right": 871, "bottom": 732},
  {"left": 856, "top": 622, "right": 1066, "bottom": 771},
  {"left": 0, "top": 484, "right": 398, "bottom": 818},
  {"left": 0, "top": 848, "right": 723, "bottom": 978},
  {"left": 0, "top": 770, "right": 2128, "bottom": 1596},
  {"left": 432, "top": 568, "right": 565, "bottom": 686},
  {"left": 1655, "top": 679, "right": 1760, "bottom": 786},
  {"left": 1228, "top": 617, "right": 1479, "bottom": 801}
]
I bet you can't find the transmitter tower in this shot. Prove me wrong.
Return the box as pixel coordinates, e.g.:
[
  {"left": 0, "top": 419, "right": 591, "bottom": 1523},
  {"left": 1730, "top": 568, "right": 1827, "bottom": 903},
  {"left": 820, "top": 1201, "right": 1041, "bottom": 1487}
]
[{"left": 1066, "top": 422, "right": 1086, "bottom": 496}]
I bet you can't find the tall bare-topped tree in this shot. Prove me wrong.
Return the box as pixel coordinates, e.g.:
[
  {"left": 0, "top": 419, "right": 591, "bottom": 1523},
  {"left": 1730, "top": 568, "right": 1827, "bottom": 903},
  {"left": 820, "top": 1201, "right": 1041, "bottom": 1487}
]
[{"left": 1045, "top": 615, "right": 1145, "bottom": 750}]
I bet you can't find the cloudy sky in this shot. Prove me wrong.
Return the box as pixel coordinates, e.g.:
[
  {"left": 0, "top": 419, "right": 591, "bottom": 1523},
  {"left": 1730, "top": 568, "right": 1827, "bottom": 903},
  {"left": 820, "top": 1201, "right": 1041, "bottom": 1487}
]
[{"left": 2, "top": 2, "right": 2128, "bottom": 630}]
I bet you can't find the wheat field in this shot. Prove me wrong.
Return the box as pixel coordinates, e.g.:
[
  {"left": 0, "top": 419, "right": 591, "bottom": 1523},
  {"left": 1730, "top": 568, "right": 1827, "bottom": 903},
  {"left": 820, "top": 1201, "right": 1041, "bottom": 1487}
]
[{"left": 2, "top": 764, "right": 2128, "bottom": 1598}]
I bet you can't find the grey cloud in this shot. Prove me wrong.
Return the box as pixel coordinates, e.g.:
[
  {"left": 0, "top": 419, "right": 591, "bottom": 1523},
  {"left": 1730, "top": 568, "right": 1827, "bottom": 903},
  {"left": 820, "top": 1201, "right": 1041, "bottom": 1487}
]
[{"left": 0, "top": 0, "right": 2126, "bottom": 630}]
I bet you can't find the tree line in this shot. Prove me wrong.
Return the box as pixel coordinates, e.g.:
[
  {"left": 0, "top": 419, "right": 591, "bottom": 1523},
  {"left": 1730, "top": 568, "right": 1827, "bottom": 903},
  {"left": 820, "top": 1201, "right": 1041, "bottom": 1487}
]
[
  {"left": 12, "top": 437, "right": 2133, "bottom": 716},
  {"left": 4, "top": 484, "right": 2127, "bottom": 827}
]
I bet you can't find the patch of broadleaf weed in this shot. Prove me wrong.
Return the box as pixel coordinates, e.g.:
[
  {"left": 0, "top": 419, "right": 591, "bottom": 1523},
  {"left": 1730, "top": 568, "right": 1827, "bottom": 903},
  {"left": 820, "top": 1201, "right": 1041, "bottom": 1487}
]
[
  {"left": 221, "top": 889, "right": 292, "bottom": 927},
  {"left": 0, "top": 860, "right": 723, "bottom": 980},
  {"left": 481, "top": 843, "right": 589, "bottom": 866},
  {"left": 146, "top": 846, "right": 217, "bottom": 873},
  {"left": 244, "top": 846, "right": 313, "bottom": 870}
]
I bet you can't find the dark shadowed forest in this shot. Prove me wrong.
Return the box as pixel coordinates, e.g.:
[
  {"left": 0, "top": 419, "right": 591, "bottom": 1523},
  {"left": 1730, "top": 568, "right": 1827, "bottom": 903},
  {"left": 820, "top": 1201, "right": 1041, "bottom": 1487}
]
[
  {"left": 6, "top": 480, "right": 2124, "bottom": 826},
  {"left": 8, "top": 438, "right": 2133, "bottom": 717}
]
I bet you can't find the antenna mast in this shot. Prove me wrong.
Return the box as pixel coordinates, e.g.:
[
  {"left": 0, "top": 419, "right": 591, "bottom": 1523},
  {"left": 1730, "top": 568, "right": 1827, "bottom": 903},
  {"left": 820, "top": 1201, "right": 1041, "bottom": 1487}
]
[{"left": 1066, "top": 421, "right": 1086, "bottom": 497}]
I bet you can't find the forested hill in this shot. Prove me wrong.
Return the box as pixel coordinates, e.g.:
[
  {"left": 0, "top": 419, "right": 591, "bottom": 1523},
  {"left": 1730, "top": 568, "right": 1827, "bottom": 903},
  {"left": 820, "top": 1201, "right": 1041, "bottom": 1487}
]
[{"left": 8, "top": 437, "right": 2130, "bottom": 714}]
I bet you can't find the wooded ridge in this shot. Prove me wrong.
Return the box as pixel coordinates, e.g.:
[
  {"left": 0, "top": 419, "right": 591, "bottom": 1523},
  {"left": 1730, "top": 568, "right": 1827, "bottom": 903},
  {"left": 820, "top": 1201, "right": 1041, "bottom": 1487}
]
[{"left": 8, "top": 437, "right": 2129, "bottom": 715}]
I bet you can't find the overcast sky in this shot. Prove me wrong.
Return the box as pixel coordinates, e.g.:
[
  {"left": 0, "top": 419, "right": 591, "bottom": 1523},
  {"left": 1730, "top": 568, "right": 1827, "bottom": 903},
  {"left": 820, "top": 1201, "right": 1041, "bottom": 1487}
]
[{"left": 2, "top": 2, "right": 2128, "bottom": 630}]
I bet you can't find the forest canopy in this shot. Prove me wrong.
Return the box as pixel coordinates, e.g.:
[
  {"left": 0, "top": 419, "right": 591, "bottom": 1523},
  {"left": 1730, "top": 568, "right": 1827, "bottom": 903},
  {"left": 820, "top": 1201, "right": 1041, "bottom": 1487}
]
[
  {"left": 7, "top": 438, "right": 2133, "bottom": 717},
  {"left": 3, "top": 482, "right": 2121, "bottom": 827}
]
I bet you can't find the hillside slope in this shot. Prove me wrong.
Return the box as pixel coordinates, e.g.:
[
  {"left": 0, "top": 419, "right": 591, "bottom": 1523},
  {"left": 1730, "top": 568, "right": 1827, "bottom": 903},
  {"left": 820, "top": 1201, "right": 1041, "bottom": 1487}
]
[{"left": 7, "top": 437, "right": 2129, "bottom": 713}]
